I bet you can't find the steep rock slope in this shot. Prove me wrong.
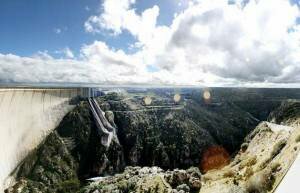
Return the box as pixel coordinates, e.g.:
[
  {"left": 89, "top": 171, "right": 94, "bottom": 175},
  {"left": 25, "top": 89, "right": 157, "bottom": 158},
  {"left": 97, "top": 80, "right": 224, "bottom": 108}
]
[{"left": 199, "top": 100, "right": 300, "bottom": 193}]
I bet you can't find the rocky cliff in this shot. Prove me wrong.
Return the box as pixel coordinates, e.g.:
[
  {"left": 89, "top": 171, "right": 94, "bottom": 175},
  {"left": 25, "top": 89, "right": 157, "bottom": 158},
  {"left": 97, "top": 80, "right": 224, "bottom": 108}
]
[
  {"left": 199, "top": 100, "right": 300, "bottom": 193},
  {"left": 6, "top": 91, "right": 299, "bottom": 193}
]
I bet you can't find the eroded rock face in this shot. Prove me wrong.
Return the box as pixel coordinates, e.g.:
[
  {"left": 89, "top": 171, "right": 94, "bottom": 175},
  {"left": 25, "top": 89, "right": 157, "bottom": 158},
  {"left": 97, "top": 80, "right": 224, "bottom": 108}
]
[{"left": 80, "top": 166, "right": 202, "bottom": 193}]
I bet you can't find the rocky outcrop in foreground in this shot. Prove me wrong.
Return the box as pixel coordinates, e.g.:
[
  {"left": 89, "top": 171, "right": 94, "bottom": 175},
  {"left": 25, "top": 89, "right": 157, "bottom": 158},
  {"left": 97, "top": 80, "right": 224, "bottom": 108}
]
[{"left": 81, "top": 166, "right": 202, "bottom": 193}]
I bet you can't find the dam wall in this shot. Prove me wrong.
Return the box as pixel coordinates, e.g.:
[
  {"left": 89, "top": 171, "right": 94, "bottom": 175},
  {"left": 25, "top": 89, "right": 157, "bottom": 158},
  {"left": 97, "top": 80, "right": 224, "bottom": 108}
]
[{"left": 0, "top": 88, "right": 86, "bottom": 191}]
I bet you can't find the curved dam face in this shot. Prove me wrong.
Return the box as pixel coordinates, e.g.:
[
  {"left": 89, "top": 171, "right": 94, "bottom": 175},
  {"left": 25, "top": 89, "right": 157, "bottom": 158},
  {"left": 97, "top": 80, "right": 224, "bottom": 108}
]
[{"left": 0, "top": 88, "right": 83, "bottom": 191}]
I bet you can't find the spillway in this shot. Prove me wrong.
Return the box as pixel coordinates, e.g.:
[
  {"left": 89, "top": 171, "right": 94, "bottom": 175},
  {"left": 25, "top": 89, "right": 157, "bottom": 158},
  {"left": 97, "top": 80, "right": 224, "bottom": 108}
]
[
  {"left": 0, "top": 87, "right": 85, "bottom": 192},
  {"left": 88, "top": 98, "right": 116, "bottom": 147}
]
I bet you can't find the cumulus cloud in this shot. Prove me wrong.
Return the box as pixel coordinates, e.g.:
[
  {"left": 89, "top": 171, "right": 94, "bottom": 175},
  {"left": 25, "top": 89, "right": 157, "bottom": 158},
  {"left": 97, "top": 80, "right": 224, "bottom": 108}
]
[
  {"left": 84, "top": 0, "right": 300, "bottom": 86},
  {"left": 0, "top": 54, "right": 87, "bottom": 83},
  {"left": 1, "top": 0, "right": 300, "bottom": 86},
  {"left": 84, "top": 0, "right": 136, "bottom": 34},
  {"left": 84, "top": 0, "right": 163, "bottom": 48},
  {"left": 0, "top": 42, "right": 152, "bottom": 84},
  {"left": 157, "top": 0, "right": 300, "bottom": 84}
]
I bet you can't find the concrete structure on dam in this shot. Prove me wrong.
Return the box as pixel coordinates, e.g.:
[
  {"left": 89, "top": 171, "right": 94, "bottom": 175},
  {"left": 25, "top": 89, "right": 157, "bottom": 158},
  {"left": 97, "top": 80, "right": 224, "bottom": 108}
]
[{"left": 0, "top": 87, "right": 92, "bottom": 191}]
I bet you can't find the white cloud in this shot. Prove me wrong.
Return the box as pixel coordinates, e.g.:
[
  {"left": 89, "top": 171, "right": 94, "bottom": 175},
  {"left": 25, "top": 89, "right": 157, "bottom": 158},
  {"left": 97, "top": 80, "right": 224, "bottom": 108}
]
[
  {"left": 84, "top": 0, "right": 162, "bottom": 46},
  {"left": 0, "top": 53, "right": 142, "bottom": 84},
  {"left": 85, "top": 0, "right": 136, "bottom": 34},
  {"left": 158, "top": 0, "right": 300, "bottom": 84},
  {"left": 0, "top": 41, "right": 152, "bottom": 84},
  {"left": 80, "top": 41, "right": 152, "bottom": 83},
  {"left": 0, "top": 53, "right": 87, "bottom": 83},
  {"left": 1, "top": 0, "right": 300, "bottom": 87},
  {"left": 82, "top": 0, "right": 300, "bottom": 86}
]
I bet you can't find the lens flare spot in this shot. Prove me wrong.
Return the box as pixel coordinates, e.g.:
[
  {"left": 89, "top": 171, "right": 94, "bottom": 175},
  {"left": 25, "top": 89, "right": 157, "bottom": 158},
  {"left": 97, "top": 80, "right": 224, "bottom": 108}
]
[
  {"left": 174, "top": 94, "right": 181, "bottom": 102},
  {"left": 200, "top": 146, "right": 230, "bottom": 173},
  {"left": 143, "top": 96, "right": 152, "bottom": 105},
  {"left": 203, "top": 90, "right": 211, "bottom": 100}
]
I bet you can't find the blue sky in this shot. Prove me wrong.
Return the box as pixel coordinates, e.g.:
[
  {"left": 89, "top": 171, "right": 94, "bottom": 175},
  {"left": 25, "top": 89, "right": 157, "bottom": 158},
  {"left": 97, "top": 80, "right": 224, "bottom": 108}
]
[
  {"left": 0, "top": 0, "right": 100, "bottom": 56},
  {"left": 0, "top": 0, "right": 300, "bottom": 86},
  {"left": 0, "top": 0, "right": 186, "bottom": 57}
]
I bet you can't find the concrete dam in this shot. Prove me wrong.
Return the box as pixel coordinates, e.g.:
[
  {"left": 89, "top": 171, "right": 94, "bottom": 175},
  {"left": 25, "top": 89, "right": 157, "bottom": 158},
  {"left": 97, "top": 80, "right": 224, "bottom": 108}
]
[{"left": 0, "top": 87, "right": 91, "bottom": 191}]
